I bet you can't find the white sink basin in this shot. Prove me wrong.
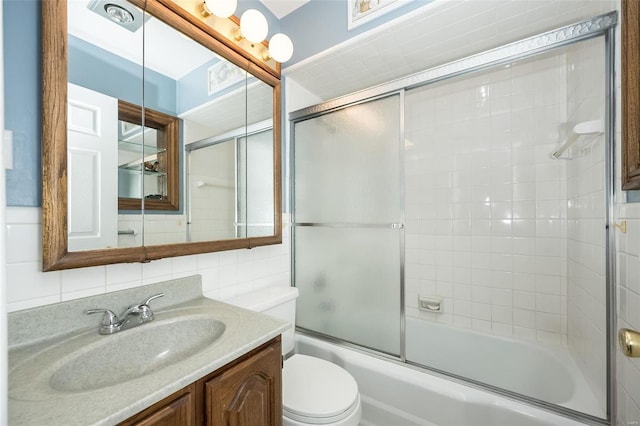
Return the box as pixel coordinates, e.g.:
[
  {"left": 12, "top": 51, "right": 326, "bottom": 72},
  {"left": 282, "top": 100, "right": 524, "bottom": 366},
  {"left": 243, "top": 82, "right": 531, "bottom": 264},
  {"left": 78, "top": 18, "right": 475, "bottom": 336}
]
[
  {"left": 49, "top": 315, "right": 226, "bottom": 392},
  {"left": 10, "top": 310, "right": 226, "bottom": 399},
  {"left": 8, "top": 287, "right": 289, "bottom": 426}
]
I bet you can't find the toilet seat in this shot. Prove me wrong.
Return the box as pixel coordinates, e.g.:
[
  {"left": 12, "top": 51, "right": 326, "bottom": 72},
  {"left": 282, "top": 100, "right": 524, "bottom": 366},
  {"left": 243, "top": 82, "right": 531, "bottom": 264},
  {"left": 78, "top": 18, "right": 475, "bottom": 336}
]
[{"left": 283, "top": 354, "right": 360, "bottom": 425}]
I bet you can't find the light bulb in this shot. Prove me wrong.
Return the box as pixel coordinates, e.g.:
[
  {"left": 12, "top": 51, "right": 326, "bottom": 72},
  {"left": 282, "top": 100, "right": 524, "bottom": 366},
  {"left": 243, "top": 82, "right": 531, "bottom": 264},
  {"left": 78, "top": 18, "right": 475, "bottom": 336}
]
[
  {"left": 203, "top": 0, "right": 236, "bottom": 18},
  {"left": 240, "top": 9, "right": 268, "bottom": 44},
  {"left": 268, "top": 33, "right": 293, "bottom": 63}
]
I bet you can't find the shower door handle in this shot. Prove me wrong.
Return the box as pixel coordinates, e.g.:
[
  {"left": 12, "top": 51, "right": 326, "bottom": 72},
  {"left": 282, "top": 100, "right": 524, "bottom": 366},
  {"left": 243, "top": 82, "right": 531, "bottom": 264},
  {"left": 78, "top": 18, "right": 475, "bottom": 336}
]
[{"left": 618, "top": 328, "right": 640, "bottom": 357}]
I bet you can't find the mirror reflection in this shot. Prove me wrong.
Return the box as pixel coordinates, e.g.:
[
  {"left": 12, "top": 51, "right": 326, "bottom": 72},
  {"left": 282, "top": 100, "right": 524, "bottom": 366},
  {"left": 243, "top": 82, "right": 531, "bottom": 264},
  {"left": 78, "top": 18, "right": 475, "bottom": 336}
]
[
  {"left": 117, "top": 122, "right": 162, "bottom": 201},
  {"left": 66, "top": 0, "right": 275, "bottom": 251},
  {"left": 186, "top": 124, "right": 274, "bottom": 242}
]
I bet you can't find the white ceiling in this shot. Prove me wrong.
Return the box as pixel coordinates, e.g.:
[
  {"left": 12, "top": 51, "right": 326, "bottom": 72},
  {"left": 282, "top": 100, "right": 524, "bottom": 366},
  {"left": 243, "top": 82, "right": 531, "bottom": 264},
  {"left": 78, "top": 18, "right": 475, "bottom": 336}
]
[
  {"left": 69, "top": 0, "right": 259, "bottom": 136},
  {"left": 283, "top": 0, "right": 618, "bottom": 104},
  {"left": 68, "top": 0, "right": 215, "bottom": 80},
  {"left": 258, "top": 0, "right": 310, "bottom": 19}
]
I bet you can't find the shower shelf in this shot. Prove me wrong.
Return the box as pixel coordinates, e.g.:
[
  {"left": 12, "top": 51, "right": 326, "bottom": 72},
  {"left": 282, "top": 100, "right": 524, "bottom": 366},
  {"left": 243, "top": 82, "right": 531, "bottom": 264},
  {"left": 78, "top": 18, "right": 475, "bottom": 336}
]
[{"left": 551, "top": 119, "right": 604, "bottom": 160}]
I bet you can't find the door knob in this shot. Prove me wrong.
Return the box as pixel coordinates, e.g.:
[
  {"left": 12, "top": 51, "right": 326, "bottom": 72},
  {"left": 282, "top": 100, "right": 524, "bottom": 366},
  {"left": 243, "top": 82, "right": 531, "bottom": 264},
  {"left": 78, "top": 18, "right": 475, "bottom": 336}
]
[{"left": 618, "top": 328, "right": 640, "bottom": 357}]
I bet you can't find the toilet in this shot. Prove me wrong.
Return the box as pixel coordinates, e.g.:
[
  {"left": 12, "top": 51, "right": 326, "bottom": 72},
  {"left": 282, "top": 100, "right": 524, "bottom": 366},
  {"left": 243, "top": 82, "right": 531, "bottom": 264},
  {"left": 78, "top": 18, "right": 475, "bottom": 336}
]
[{"left": 227, "top": 286, "right": 362, "bottom": 426}]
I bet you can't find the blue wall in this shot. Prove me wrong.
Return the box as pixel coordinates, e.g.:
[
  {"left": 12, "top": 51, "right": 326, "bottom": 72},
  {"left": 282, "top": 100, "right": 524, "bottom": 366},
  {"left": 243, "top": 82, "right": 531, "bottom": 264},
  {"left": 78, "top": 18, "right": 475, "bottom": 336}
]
[
  {"left": 2, "top": 0, "right": 277, "bottom": 208},
  {"left": 281, "top": 0, "right": 435, "bottom": 66},
  {"left": 69, "top": 35, "right": 177, "bottom": 115},
  {"left": 4, "top": 0, "right": 41, "bottom": 206}
]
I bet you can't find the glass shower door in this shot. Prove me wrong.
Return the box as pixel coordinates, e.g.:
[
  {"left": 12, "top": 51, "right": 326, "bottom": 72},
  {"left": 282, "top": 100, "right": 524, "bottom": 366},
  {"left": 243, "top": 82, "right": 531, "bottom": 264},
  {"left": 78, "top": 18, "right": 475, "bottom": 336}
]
[{"left": 293, "top": 94, "right": 402, "bottom": 356}]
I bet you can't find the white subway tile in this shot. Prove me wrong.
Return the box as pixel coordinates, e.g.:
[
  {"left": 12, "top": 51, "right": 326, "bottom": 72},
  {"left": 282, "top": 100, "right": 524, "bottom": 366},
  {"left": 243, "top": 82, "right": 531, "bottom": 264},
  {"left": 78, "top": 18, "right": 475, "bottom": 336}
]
[
  {"left": 536, "top": 312, "right": 564, "bottom": 334},
  {"left": 6, "top": 223, "right": 41, "bottom": 263},
  {"left": 535, "top": 293, "right": 563, "bottom": 315},
  {"left": 8, "top": 295, "right": 61, "bottom": 313},
  {"left": 514, "top": 291, "right": 536, "bottom": 310},
  {"left": 172, "top": 255, "right": 198, "bottom": 275},
  {"left": 7, "top": 262, "right": 60, "bottom": 303},
  {"left": 61, "top": 287, "right": 106, "bottom": 302},
  {"left": 61, "top": 266, "right": 106, "bottom": 293},
  {"left": 142, "top": 258, "right": 173, "bottom": 284},
  {"left": 492, "top": 305, "right": 512, "bottom": 324},
  {"left": 491, "top": 288, "right": 513, "bottom": 307},
  {"left": 106, "top": 263, "right": 142, "bottom": 286}
]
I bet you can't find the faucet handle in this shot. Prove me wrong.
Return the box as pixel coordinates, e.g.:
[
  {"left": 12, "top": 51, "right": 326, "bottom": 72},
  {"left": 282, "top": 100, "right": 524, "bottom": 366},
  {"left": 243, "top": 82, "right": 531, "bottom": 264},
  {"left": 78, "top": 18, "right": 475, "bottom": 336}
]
[
  {"left": 138, "top": 293, "right": 164, "bottom": 321},
  {"left": 86, "top": 309, "right": 122, "bottom": 334},
  {"left": 144, "top": 293, "right": 164, "bottom": 306}
]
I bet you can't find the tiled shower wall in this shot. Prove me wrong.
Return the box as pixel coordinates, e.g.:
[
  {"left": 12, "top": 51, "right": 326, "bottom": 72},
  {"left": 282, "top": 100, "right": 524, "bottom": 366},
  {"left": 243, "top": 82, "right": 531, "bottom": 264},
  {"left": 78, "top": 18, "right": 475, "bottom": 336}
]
[
  {"left": 616, "top": 203, "right": 640, "bottom": 425},
  {"left": 4, "top": 207, "right": 290, "bottom": 313},
  {"left": 404, "top": 49, "right": 571, "bottom": 344},
  {"left": 565, "top": 37, "right": 608, "bottom": 411}
]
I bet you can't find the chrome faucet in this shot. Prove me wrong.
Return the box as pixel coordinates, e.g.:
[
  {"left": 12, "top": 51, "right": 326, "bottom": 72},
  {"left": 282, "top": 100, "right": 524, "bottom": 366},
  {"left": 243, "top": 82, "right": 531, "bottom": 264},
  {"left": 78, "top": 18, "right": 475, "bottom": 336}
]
[{"left": 86, "top": 293, "right": 164, "bottom": 335}]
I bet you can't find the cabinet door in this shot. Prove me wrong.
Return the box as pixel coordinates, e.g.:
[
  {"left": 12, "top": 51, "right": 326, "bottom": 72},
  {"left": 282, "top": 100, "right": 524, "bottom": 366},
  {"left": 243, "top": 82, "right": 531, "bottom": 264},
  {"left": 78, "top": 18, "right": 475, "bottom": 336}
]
[
  {"left": 204, "top": 340, "right": 282, "bottom": 426},
  {"left": 623, "top": 0, "right": 640, "bottom": 189},
  {"left": 118, "top": 384, "right": 196, "bottom": 426}
]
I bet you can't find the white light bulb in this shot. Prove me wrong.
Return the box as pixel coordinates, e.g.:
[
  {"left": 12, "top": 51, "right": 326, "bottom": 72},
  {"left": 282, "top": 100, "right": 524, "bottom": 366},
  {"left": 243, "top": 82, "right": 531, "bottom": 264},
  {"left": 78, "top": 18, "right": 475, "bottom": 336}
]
[
  {"left": 204, "top": 0, "right": 237, "bottom": 18},
  {"left": 268, "top": 33, "right": 293, "bottom": 63},
  {"left": 240, "top": 9, "right": 268, "bottom": 44}
]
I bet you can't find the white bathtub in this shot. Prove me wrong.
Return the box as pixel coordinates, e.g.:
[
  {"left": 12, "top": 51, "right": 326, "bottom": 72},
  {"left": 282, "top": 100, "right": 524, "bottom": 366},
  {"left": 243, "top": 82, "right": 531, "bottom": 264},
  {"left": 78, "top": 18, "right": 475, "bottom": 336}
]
[
  {"left": 295, "top": 331, "right": 601, "bottom": 426},
  {"left": 405, "top": 317, "right": 604, "bottom": 418}
]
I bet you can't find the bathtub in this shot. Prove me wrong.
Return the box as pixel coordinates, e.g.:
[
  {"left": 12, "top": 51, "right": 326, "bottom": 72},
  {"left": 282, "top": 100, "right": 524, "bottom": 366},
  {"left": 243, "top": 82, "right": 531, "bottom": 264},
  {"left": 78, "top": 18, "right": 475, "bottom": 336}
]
[
  {"left": 405, "top": 317, "right": 604, "bottom": 419},
  {"left": 295, "top": 327, "right": 603, "bottom": 426}
]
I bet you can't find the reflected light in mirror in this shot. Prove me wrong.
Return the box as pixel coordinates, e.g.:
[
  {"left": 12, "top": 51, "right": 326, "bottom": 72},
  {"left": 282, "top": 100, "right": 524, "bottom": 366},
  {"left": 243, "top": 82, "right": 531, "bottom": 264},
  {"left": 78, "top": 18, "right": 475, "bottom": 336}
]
[
  {"left": 240, "top": 9, "right": 268, "bottom": 43},
  {"left": 203, "top": 0, "right": 237, "bottom": 18}
]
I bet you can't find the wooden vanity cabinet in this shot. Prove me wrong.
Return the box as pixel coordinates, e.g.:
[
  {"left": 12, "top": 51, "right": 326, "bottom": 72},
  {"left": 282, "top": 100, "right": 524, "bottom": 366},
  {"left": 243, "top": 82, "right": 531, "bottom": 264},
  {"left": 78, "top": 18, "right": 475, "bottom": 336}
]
[
  {"left": 118, "top": 384, "right": 197, "bottom": 426},
  {"left": 118, "top": 337, "right": 282, "bottom": 426},
  {"left": 201, "top": 336, "right": 283, "bottom": 426}
]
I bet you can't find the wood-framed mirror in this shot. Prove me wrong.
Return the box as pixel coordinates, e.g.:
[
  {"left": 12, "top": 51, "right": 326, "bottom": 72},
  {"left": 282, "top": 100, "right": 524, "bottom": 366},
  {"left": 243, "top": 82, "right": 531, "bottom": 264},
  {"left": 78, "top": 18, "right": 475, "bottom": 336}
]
[
  {"left": 42, "top": 0, "right": 282, "bottom": 271},
  {"left": 622, "top": 0, "right": 640, "bottom": 189},
  {"left": 117, "top": 100, "right": 180, "bottom": 211}
]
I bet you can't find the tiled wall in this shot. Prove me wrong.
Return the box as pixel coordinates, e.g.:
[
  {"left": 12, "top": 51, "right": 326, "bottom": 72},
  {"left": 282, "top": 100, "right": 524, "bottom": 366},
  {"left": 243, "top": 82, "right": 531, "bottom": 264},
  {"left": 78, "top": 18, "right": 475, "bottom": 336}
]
[
  {"left": 5, "top": 207, "right": 290, "bottom": 313},
  {"left": 614, "top": 1, "right": 640, "bottom": 423},
  {"left": 565, "top": 37, "right": 608, "bottom": 412},
  {"left": 616, "top": 202, "right": 640, "bottom": 426},
  {"left": 404, "top": 49, "right": 571, "bottom": 345}
]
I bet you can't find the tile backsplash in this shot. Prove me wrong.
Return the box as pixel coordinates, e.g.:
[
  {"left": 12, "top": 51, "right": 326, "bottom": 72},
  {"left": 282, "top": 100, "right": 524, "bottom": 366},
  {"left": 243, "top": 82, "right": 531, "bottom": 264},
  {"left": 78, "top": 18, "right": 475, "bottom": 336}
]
[{"left": 5, "top": 207, "right": 290, "bottom": 313}]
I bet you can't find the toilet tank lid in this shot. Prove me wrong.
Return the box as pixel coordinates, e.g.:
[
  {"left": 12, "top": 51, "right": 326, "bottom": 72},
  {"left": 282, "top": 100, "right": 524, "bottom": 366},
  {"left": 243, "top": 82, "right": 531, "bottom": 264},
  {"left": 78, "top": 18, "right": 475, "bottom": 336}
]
[{"left": 226, "top": 286, "right": 299, "bottom": 312}]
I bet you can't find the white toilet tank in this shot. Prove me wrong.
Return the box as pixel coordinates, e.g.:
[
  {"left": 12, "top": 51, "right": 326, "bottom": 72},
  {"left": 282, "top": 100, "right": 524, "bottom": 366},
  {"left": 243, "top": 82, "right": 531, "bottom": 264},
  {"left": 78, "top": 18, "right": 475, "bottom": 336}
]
[{"left": 226, "top": 286, "right": 299, "bottom": 355}]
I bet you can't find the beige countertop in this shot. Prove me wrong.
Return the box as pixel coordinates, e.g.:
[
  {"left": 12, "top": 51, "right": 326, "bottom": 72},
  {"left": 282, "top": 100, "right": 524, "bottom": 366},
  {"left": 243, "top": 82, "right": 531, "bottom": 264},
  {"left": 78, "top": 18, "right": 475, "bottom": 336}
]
[{"left": 8, "top": 276, "right": 289, "bottom": 425}]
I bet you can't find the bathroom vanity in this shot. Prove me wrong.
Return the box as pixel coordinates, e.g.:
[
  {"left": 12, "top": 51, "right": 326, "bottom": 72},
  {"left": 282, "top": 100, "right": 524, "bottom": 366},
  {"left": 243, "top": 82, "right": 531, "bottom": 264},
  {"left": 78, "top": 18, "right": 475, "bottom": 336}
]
[
  {"left": 8, "top": 276, "right": 288, "bottom": 425},
  {"left": 119, "top": 337, "right": 282, "bottom": 426}
]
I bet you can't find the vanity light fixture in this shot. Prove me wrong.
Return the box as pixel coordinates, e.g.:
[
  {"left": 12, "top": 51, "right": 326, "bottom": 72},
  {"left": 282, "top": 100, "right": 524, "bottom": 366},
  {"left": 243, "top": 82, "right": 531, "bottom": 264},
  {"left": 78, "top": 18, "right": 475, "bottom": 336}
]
[
  {"left": 199, "top": 2, "right": 294, "bottom": 64},
  {"left": 239, "top": 9, "right": 269, "bottom": 43},
  {"left": 199, "top": 0, "right": 237, "bottom": 19},
  {"left": 263, "top": 33, "right": 294, "bottom": 63}
]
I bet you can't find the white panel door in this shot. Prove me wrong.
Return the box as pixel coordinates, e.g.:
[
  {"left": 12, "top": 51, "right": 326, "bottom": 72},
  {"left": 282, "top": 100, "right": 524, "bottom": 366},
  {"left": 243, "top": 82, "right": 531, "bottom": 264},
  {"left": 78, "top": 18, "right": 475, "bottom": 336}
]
[{"left": 67, "top": 83, "right": 118, "bottom": 250}]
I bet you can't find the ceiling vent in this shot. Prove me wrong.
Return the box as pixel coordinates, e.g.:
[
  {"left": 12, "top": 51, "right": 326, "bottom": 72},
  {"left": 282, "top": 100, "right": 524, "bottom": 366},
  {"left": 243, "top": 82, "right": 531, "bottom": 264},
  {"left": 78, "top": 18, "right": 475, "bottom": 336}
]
[{"left": 87, "top": 0, "right": 147, "bottom": 32}]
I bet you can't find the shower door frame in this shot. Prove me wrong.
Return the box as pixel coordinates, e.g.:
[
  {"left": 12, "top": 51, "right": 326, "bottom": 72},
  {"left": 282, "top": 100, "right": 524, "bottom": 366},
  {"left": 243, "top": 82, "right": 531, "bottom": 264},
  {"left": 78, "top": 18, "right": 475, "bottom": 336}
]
[
  {"left": 290, "top": 90, "right": 406, "bottom": 358},
  {"left": 290, "top": 11, "right": 617, "bottom": 426}
]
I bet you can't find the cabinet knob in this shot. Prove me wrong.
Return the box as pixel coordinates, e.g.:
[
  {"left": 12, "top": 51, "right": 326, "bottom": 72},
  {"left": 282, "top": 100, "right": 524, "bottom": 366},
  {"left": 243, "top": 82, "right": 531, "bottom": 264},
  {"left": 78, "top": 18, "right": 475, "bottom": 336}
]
[{"left": 618, "top": 328, "right": 640, "bottom": 357}]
